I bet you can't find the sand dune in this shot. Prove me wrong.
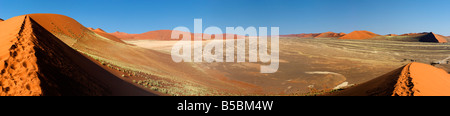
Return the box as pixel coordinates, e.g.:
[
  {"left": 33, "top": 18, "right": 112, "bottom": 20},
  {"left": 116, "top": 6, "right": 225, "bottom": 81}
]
[
  {"left": 386, "top": 34, "right": 398, "bottom": 36},
  {"left": 26, "top": 14, "right": 256, "bottom": 96},
  {"left": 418, "top": 32, "right": 447, "bottom": 43},
  {"left": 280, "top": 33, "right": 321, "bottom": 38},
  {"left": 0, "top": 14, "right": 160, "bottom": 96},
  {"left": 281, "top": 32, "right": 346, "bottom": 38},
  {"left": 110, "top": 30, "right": 245, "bottom": 41},
  {"left": 88, "top": 28, "right": 127, "bottom": 44},
  {"left": 369, "top": 32, "right": 448, "bottom": 43},
  {"left": 331, "top": 62, "right": 450, "bottom": 96},
  {"left": 1, "top": 13, "right": 449, "bottom": 96},
  {"left": 315, "top": 32, "right": 346, "bottom": 38},
  {"left": 338, "top": 30, "right": 379, "bottom": 40}
]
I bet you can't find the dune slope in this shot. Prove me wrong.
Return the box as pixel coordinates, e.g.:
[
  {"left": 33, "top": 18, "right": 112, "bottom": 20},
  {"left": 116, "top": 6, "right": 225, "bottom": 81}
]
[
  {"left": 332, "top": 62, "right": 450, "bottom": 96},
  {"left": 110, "top": 30, "right": 245, "bottom": 41},
  {"left": 315, "top": 32, "right": 346, "bottom": 38},
  {"left": 418, "top": 32, "right": 447, "bottom": 43},
  {"left": 88, "top": 28, "right": 127, "bottom": 44},
  {"left": 0, "top": 15, "right": 158, "bottom": 96},
  {"left": 27, "top": 14, "right": 255, "bottom": 95},
  {"left": 338, "top": 30, "right": 379, "bottom": 40}
]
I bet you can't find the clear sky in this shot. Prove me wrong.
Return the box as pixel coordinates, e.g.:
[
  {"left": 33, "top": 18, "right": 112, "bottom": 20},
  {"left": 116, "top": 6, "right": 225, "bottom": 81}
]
[{"left": 1, "top": 0, "right": 450, "bottom": 35}]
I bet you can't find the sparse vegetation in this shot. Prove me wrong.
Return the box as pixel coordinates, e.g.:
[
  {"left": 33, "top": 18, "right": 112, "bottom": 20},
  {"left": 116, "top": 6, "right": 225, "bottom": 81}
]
[{"left": 75, "top": 50, "right": 219, "bottom": 96}]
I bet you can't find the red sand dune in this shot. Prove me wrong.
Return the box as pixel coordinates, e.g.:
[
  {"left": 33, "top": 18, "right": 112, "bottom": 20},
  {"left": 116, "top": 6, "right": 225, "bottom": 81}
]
[
  {"left": 331, "top": 62, "right": 450, "bottom": 96},
  {"left": 94, "top": 28, "right": 106, "bottom": 33},
  {"left": 88, "top": 28, "right": 127, "bottom": 44},
  {"left": 22, "top": 13, "right": 257, "bottom": 96},
  {"left": 110, "top": 30, "right": 245, "bottom": 41},
  {"left": 386, "top": 34, "right": 398, "bottom": 36},
  {"left": 280, "top": 33, "right": 321, "bottom": 38},
  {"left": 399, "top": 32, "right": 428, "bottom": 36},
  {"left": 280, "top": 32, "right": 345, "bottom": 38},
  {"left": 0, "top": 14, "right": 160, "bottom": 96},
  {"left": 338, "top": 30, "right": 379, "bottom": 40},
  {"left": 315, "top": 32, "right": 346, "bottom": 38},
  {"left": 418, "top": 32, "right": 447, "bottom": 43}
]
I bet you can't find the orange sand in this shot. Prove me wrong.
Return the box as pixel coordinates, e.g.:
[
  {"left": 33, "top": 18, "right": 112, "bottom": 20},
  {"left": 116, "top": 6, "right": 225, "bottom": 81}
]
[
  {"left": 0, "top": 16, "right": 42, "bottom": 96},
  {"left": 0, "top": 14, "right": 159, "bottom": 96},
  {"left": 331, "top": 62, "right": 450, "bottom": 96},
  {"left": 393, "top": 62, "right": 450, "bottom": 96},
  {"left": 338, "top": 30, "right": 379, "bottom": 40},
  {"left": 110, "top": 30, "right": 244, "bottom": 41},
  {"left": 88, "top": 28, "right": 127, "bottom": 43},
  {"left": 418, "top": 32, "right": 448, "bottom": 43},
  {"left": 386, "top": 34, "right": 398, "bottom": 36},
  {"left": 315, "top": 32, "right": 346, "bottom": 38},
  {"left": 26, "top": 14, "right": 257, "bottom": 96},
  {"left": 280, "top": 33, "right": 320, "bottom": 38}
]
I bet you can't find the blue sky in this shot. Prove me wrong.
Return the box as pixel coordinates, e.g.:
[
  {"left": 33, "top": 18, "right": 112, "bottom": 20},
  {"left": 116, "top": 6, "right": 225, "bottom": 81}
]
[{"left": 1, "top": 0, "right": 450, "bottom": 35}]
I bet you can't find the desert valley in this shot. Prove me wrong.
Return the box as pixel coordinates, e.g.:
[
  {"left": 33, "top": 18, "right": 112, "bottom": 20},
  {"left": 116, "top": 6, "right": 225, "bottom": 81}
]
[{"left": 0, "top": 14, "right": 449, "bottom": 96}]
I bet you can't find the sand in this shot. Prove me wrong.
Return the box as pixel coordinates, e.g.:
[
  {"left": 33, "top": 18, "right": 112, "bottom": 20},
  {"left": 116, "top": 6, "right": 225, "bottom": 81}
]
[
  {"left": 418, "top": 32, "right": 448, "bottom": 43},
  {"left": 386, "top": 34, "right": 398, "bottom": 36},
  {"left": 88, "top": 28, "right": 127, "bottom": 44},
  {"left": 315, "top": 32, "right": 346, "bottom": 38},
  {"left": 330, "top": 62, "right": 450, "bottom": 96},
  {"left": 0, "top": 16, "right": 42, "bottom": 96},
  {"left": 280, "top": 33, "right": 321, "bottom": 38},
  {"left": 0, "top": 14, "right": 160, "bottom": 96},
  {"left": 393, "top": 62, "right": 450, "bottom": 96},
  {"left": 338, "top": 30, "right": 379, "bottom": 40},
  {"left": 27, "top": 14, "right": 257, "bottom": 96},
  {"left": 110, "top": 30, "right": 244, "bottom": 41},
  {"left": 2, "top": 13, "right": 449, "bottom": 96}
]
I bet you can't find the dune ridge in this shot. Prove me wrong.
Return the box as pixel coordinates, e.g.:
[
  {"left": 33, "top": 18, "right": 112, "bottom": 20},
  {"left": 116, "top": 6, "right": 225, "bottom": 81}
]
[
  {"left": 315, "top": 32, "right": 346, "bottom": 38},
  {"left": 338, "top": 30, "right": 379, "bottom": 40},
  {"left": 332, "top": 62, "right": 450, "bottom": 96},
  {"left": 0, "top": 14, "right": 157, "bottom": 96},
  {"left": 418, "top": 32, "right": 447, "bottom": 43},
  {"left": 27, "top": 14, "right": 257, "bottom": 96},
  {"left": 110, "top": 30, "right": 245, "bottom": 41},
  {"left": 88, "top": 28, "right": 127, "bottom": 43}
]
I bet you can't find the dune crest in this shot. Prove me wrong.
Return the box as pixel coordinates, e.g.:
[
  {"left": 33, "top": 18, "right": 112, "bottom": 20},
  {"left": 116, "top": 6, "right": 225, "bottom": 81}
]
[
  {"left": 418, "top": 32, "right": 448, "bottom": 43},
  {"left": 386, "top": 34, "right": 398, "bottom": 36},
  {"left": 0, "top": 14, "right": 158, "bottom": 96},
  {"left": 315, "top": 32, "right": 346, "bottom": 38},
  {"left": 88, "top": 27, "right": 126, "bottom": 43},
  {"left": 392, "top": 62, "right": 450, "bottom": 96},
  {"left": 332, "top": 62, "right": 450, "bottom": 96},
  {"left": 109, "top": 30, "right": 245, "bottom": 41},
  {"left": 338, "top": 30, "right": 379, "bottom": 40}
]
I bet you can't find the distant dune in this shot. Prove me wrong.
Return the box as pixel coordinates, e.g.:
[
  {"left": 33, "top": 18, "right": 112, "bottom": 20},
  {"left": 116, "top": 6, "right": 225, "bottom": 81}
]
[
  {"left": 419, "top": 32, "right": 447, "bottom": 43},
  {"left": 386, "top": 34, "right": 398, "bottom": 36},
  {"left": 282, "top": 30, "right": 448, "bottom": 43},
  {"left": 371, "top": 32, "right": 448, "bottom": 43},
  {"left": 338, "top": 30, "right": 379, "bottom": 40},
  {"left": 23, "top": 14, "right": 256, "bottom": 96},
  {"left": 88, "top": 27, "right": 127, "bottom": 44},
  {"left": 331, "top": 62, "right": 450, "bottom": 96},
  {"left": 110, "top": 30, "right": 245, "bottom": 41},
  {"left": 315, "top": 32, "right": 346, "bottom": 38},
  {"left": 280, "top": 32, "right": 345, "bottom": 38},
  {"left": 280, "top": 33, "right": 321, "bottom": 38}
]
